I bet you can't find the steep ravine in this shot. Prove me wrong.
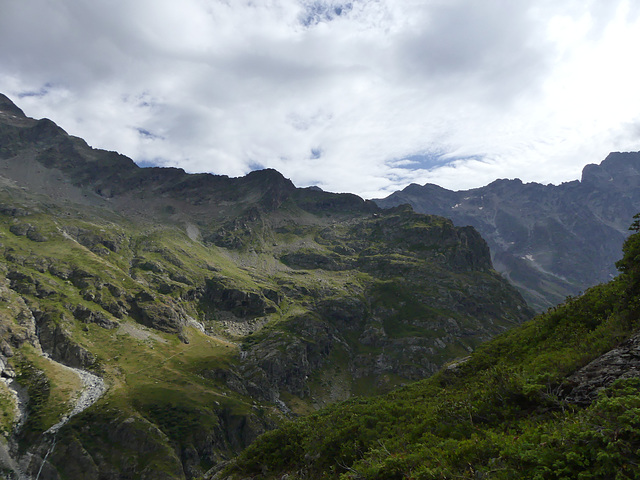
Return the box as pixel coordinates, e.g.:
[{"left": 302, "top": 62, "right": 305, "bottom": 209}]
[
  {"left": 0, "top": 380, "right": 28, "bottom": 480},
  {"left": 30, "top": 364, "right": 106, "bottom": 480},
  {"left": 43, "top": 361, "right": 107, "bottom": 435},
  {"left": 0, "top": 318, "right": 107, "bottom": 480}
]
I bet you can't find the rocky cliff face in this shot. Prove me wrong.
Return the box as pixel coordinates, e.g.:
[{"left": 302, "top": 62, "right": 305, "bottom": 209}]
[
  {"left": 0, "top": 93, "right": 532, "bottom": 479},
  {"left": 375, "top": 154, "right": 640, "bottom": 311},
  {"left": 565, "top": 330, "right": 640, "bottom": 405}
]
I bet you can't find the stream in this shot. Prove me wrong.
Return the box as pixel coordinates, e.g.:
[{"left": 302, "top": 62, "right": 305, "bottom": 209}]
[
  {"left": 34, "top": 362, "right": 107, "bottom": 480},
  {"left": 2, "top": 360, "right": 107, "bottom": 480}
]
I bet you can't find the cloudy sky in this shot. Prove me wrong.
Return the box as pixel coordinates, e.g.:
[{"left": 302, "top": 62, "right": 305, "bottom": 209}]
[{"left": 2, "top": 0, "right": 640, "bottom": 198}]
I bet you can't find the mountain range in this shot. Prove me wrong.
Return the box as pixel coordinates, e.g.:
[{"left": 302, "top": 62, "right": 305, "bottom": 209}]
[
  {"left": 0, "top": 94, "right": 531, "bottom": 479},
  {"left": 1, "top": 91, "right": 639, "bottom": 480},
  {"left": 375, "top": 154, "right": 640, "bottom": 311}
]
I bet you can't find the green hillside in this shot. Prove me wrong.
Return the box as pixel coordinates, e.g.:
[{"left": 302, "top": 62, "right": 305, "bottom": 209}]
[{"left": 221, "top": 215, "right": 640, "bottom": 479}]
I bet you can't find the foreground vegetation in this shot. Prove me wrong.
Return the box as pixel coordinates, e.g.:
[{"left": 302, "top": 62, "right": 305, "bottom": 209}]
[{"left": 223, "top": 215, "right": 640, "bottom": 479}]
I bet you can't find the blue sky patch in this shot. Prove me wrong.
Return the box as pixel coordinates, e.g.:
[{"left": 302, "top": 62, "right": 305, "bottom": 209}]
[
  {"left": 300, "top": 1, "right": 353, "bottom": 27},
  {"left": 310, "top": 147, "right": 322, "bottom": 159},
  {"left": 136, "top": 127, "right": 163, "bottom": 140},
  {"left": 388, "top": 153, "right": 484, "bottom": 171},
  {"left": 18, "top": 83, "right": 53, "bottom": 98}
]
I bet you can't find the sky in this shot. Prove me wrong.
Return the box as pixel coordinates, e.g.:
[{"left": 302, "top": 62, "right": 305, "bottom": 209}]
[{"left": 2, "top": 0, "right": 640, "bottom": 198}]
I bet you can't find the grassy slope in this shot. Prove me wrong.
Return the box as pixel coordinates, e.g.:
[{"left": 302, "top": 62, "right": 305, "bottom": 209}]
[
  {"left": 0, "top": 193, "right": 282, "bottom": 475},
  {"left": 223, "top": 219, "right": 640, "bottom": 479}
]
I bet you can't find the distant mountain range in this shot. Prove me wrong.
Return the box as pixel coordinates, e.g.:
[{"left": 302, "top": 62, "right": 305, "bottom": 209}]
[{"left": 375, "top": 154, "right": 640, "bottom": 311}]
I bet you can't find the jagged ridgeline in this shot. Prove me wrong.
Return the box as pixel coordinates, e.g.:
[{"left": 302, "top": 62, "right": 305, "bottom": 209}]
[
  {"left": 374, "top": 154, "right": 640, "bottom": 312},
  {"left": 0, "top": 94, "right": 531, "bottom": 479},
  {"left": 221, "top": 217, "right": 640, "bottom": 479}
]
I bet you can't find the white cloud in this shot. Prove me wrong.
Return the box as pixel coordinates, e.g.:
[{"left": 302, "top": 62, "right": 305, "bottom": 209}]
[{"left": 2, "top": 0, "right": 640, "bottom": 198}]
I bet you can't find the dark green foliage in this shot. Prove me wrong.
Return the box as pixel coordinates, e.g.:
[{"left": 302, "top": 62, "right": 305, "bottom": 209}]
[
  {"left": 14, "top": 357, "right": 51, "bottom": 446},
  {"left": 52, "top": 403, "right": 186, "bottom": 480},
  {"left": 224, "top": 221, "right": 640, "bottom": 479},
  {"left": 617, "top": 213, "right": 640, "bottom": 300}
]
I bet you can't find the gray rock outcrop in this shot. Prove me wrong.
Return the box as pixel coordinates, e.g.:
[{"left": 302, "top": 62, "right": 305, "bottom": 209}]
[{"left": 566, "top": 331, "right": 640, "bottom": 405}]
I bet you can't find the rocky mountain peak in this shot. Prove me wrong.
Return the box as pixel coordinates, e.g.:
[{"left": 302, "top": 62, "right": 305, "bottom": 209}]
[
  {"left": 581, "top": 151, "right": 640, "bottom": 190},
  {"left": 485, "top": 177, "right": 525, "bottom": 191},
  {"left": 244, "top": 167, "right": 292, "bottom": 185},
  {"left": 243, "top": 168, "right": 297, "bottom": 209},
  {"left": 0, "top": 93, "right": 25, "bottom": 117}
]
